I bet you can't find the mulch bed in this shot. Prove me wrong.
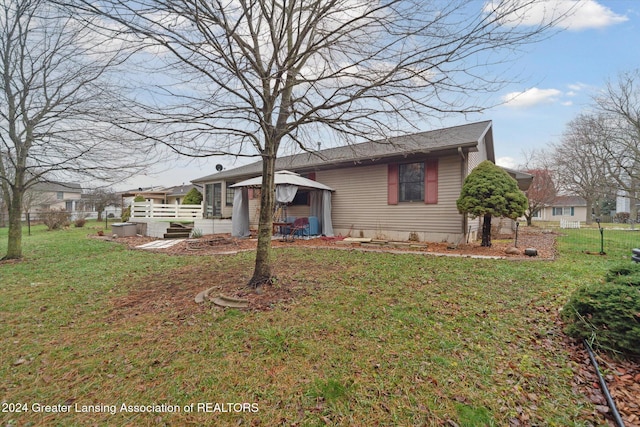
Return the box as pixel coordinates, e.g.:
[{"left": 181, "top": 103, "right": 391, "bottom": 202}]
[
  {"left": 100, "top": 229, "right": 640, "bottom": 426},
  {"left": 110, "top": 227, "right": 558, "bottom": 260},
  {"left": 566, "top": 338, "right": 640, "bottom": 427}
]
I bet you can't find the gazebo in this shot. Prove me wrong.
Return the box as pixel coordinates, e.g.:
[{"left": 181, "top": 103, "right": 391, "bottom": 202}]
[{"left": 229, "top": 170, "right": 334, "bottom": 237}]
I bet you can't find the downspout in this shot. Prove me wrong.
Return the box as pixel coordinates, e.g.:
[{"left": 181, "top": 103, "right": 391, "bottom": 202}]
[{"left": 458, "top": 147, "right": 468, "bottom": 242}]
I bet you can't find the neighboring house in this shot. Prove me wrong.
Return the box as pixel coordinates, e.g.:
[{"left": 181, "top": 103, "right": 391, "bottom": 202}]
[
  {"left": 192, "top": 121, "right": 531, "bottom": 243},
  {"left": 164, "top": 184, "right": 203, "bottom": 205},
  {"left": 120, "top": 185, "right": 203, "bottom": 207},
  {"left": 120, "top": 187, "right": 169, "bottom": 208},
  {"left": 531, "top": 195, "right": 588, "bottom": 222},
  {"left": 26, "top": 181, "right": 83, "bottom": 213}
]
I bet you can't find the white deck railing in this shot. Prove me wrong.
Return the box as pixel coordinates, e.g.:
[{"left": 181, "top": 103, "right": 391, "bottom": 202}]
[{"left": 130, "top": 201, "right": 204, "bottom": 220}]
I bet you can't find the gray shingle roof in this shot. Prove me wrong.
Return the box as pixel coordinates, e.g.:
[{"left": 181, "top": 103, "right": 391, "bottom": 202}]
[
  {"left": 164, "top": 184, "right": 203, "bottom": 197},
  {"left": 553, "top": 195, "right": 587, "bottom": 207},
  {"left": 32, "top": 181, "right": 82, "bottom": 193},
  {"left": 192, "top": 121, "right": 493, "bottom": 183}
]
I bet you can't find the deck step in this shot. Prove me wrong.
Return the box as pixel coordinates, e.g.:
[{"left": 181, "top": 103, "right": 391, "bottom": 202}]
[
  {"left": 164, "top": 231, "right": 191, "bottom": 239},
  {"left": 164, "top": 224, "right": 192, "bottom": 239}
]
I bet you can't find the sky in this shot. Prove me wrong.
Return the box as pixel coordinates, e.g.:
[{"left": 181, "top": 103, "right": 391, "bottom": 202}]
[{"left": 116, "top": 0, "right": 639, "bottom": 191}]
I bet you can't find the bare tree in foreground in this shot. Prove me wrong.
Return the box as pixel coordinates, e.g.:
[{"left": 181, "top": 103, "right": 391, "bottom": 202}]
[
  {"left": 0, "top": 0, "right": 153, "bottom": 259},
  {"left": 66, "top": 0, "right": 567, "bottom": 287}
]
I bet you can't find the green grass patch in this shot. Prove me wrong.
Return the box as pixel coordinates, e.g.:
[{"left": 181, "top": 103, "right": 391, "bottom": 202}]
[{"left": 0, "top": 222, "right": 626, "bottom": 426}]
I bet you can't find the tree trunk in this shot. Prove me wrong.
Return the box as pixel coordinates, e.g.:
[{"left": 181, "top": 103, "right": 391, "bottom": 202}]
[
  {"left": 584, "top": 198, "right": 593, "bottom": 225},
  {"left": 4, "top": 192, "right": 24, "bottom": 260},
  {"left": 248, "top": 153, "right": 277, "bottom": 289},
  {"left": 481, "top": 214, "right": 492, "bottom": 247}
]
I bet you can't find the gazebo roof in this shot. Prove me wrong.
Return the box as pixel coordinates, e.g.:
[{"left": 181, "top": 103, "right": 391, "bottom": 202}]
[{"left": 230, "top": 170, "right": 333, "bottom": 191}]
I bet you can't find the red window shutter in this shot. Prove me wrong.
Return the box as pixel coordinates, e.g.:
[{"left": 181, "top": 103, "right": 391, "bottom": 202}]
[
  {"left": 425, "top": 159, "right": 438, "bottom": 204},
  {"left": 388, "top": 164, "right": 399, "bottom": 205},
  {"left": 307, "top": 172, "right": 316, "bottom": 181},
  {"left": 248, "top": 188, "right": 254, "bottom": 199}
]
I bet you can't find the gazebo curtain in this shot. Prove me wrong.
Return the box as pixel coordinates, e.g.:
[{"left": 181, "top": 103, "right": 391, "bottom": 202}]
[
  {"left": 231, "top": 186, "right": 334, "bottom": 237},
  {"left": 310, "top": 190, "right": 334, "bottom": 237},
  {"left": 231, "top": 187, "right": 250, "bottom": 237},
  {"left": 275, "top": 184, "right": 298, "bottom": 203}
]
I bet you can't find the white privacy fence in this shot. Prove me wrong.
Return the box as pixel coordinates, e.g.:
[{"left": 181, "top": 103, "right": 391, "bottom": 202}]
[{"left": 130, "top": 201, "right": 203, "bottom": 220}]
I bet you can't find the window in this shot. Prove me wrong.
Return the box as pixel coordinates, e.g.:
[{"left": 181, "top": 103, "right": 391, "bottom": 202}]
[
  {"left": 552, "top": 207, "right": 574, "bottom": 216},
  {"left": 225, "top": 184, "right": 235, "bottom": 206},
  {"left": 56, "top": 191, "right": 64, "bottom": 200},
  {"left": 388, "top": 159, "right": 438, "bottom": 205},
  {"left": 204, "top": 183, "right": 222, "bottom": 218},
  {"left": 399, "top": 163, "right": 425, "bottom": 202},
  {"left": 291, "top": 191, "right": 309, "bottom": 205}
]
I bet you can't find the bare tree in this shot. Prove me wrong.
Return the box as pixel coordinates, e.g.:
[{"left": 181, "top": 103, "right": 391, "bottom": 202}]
[
  {"left": 0, "top": 0, "right": 154, "bottom": 259},
  {"left": 65, "top": 0, "right": 567, "bottom": 287},
  {"left": 523, "top": 168, "right": 556, "bottom": 226},
  {"left": 593, "top": 70, "right": 640, "bottom": 224},
  {"left": 83, "top": 188, "right": 120, "bottom": 221},
  {"left": 22, "top": 188, "right": 57, "bottom": 214},
  {"left": 551, "top": 113, "right": 614, "bottom": 225}
]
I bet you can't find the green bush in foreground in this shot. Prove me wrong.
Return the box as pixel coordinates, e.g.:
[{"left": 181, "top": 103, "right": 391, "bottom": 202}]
[
  {"left": 563, "top": 264, "right": 640, "bottom": 357},
  {"left": 605, "top": 262, "right": 640, "bottom": 287}
]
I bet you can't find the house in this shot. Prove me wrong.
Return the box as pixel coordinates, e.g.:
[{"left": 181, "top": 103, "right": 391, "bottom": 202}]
[
  {"left": 532, "top": 195, "right": 588, "bottom": 223},
  {"left": 120, "top": 186, "right": 168, "bottom": 207},
  {"left": 164, "top": 184, "right": 203, "bottom": 205},
  {"left": 120, "top": 184, "right": 203, "bottom": 207},
  {"left": 26, "top": 181, "right": 83, "bottom": 213},
  {"left": 192, "top": 121, "right": 530, "bottom": 243}
]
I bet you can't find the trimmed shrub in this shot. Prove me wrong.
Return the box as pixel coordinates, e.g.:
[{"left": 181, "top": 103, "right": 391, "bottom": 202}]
[
  {"left": 41, "top": 209, "right": 71, "bottom": 230},
  {"left": 183, "top": 188, "right": 203, "bottom": 205},
  {"left": 122, "top": 195, "right": 146, "bottom": 222},
  {"left": 121, "top": 207, "right": 131, "bottom": 222},
  {"left": 74, "top": 218, "right": 87, "bottom": 228},
  {"left": 563, "top": 263, "right": 640, "bottom": 356}
]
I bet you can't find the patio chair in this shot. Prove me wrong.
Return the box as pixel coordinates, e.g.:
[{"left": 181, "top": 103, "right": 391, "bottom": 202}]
[{"left": 289, "top": 217, "right": 309, "bottom": 240}]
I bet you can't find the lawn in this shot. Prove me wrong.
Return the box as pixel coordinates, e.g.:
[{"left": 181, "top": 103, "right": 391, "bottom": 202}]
[{"left": 0, "top": 223, "right": 623, "bottom": 426}]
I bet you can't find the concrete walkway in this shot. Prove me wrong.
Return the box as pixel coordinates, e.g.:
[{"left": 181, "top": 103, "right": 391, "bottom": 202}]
[{"left": 136, "top": 239, "right": 185, "bottom": 250}]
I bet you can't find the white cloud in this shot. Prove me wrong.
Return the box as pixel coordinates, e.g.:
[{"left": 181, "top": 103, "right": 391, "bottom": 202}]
[
  {"left": 502, "top": 87, "right": 562, "bottom": 108},
  {"left": 560, "top": 0, "right": 628, "bottom": 30},
  {"left": 483, "top": 0, "right": 627, "bottom": 31},
  {"left": 496, "top": 157, "right": 518, "bottom": 169}
]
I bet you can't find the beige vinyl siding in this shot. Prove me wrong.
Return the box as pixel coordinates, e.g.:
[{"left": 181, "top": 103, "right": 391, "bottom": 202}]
[
  {"left": 316, "top": 155, "right": 464, "bottom": 241},
  {"left": 221, "top": 182, "right": 233, "bottom": 218},
  {"left": 467, "top": 151, "right": 482, "bottom": 173},
  {"left": 467, "top": 133, "right": 490, "bottom": 174}
]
